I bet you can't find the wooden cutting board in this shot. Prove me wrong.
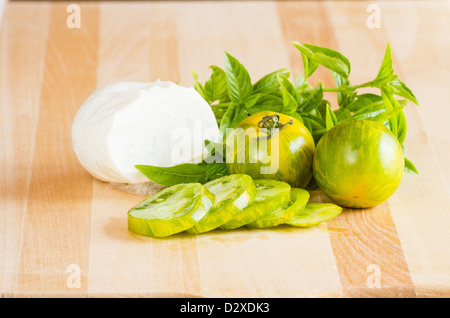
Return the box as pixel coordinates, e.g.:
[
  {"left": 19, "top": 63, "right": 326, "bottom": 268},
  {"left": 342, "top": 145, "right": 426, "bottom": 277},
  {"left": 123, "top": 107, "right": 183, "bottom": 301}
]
[{"left": 1, "top": 0, "right": 449, "bottom": 298}]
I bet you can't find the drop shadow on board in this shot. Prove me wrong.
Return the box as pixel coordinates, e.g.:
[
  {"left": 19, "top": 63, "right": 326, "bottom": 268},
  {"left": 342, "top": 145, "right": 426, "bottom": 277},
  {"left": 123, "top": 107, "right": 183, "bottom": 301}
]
[{"left": 107, "top": 221, "right": 322, "bottom": 244}]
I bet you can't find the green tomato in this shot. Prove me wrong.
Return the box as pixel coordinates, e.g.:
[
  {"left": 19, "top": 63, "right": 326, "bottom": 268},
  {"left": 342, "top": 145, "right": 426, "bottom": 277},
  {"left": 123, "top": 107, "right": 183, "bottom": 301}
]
[
  {"left": 286, "top": 203, "right": 343, "bottom": 227},
  {"left": 186, "top": 174, "right": 256, "bottom": 234},
  {"left": 128, "top": 183, "right": 214, "bottom": 238},
  {"left": 246, "top": 188, "right": 310, "bottom": 229},
  {"left": 313, "top": 119, "right": 404, "bottom": 208},
  {"left": 226, "top": 111, "right": 315, "bottom": 188},
  {"left": 220, "top": 179, "right": 291, "bottom": 230}
]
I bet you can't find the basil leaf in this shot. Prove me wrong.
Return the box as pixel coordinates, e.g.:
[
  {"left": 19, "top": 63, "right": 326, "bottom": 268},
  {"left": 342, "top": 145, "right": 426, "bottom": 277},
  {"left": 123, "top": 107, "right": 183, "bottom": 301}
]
[
  {"left": 295, "top": 72, "right": 310, "bottom": 92},
  {"left": 247, "top": 94, "right": 283, "bottom": 115},
  {"left": 391, "top": 97, "right": 407, "bottom": 145},
  {"left": 345, "top": 98, "right": 407, "bottom": 124},
  {"left": 277, "top": 74, "right": 299, "bottom": 114},
  {"left": 396, "top": 109, "right": 407, "bottom": 145},
  {"left": 370, "top": 105, "right": 404, "bottom": 124},
  {"left": 290, "top": 112, "right": 304, "bottom": 124},
  {"left": 299, "top": 112, "right": 326, "bottom": 142},
  {"left": 135, "top": 164, "right": 207, "bottom": 186},
  {"left": 325, "top": 104, "right": 338, "bottom": 130},
  {"left": 292, "top": 42, "right": 351, "bottom": 78},
  {"left": 316, "top": 99, "right": 328, "bottom": 119},
  {"left": 381, "top": 87, "right": 397, "bottom": 137},
  {"left": 224, "top": 52, "right": 252, "bottom": 103},
  {"left": 135, "top": 161, "right": 229, "bottom": 186},
  {"left": 332, "top": 71, "right": 356, "bottom": 108},
  {"left": 253, "top": 68, "right": 290, "bottom": 94},
  {"left": 219, "top": 102, "right": 237, "bottom": 134},
  {"left": 404, "top": 157, "right": 419, "bottom": 175},
  {"left": 334, "top": 107, "right": 352, "bottom": 121},
  {"left": 349, "top": 103, "right": 386, "bottom": 120},
  {"left": 381, "top": 87, "right": 409, "bottom": 145},
  {"left": 298, "top": 82, "right": 323, "bottom": 112},
  {"left": 388, "top": 79, "right": 420, "bottom": 106},
  {"left": 299, "top": 113, "right": 326, "bottom": 128},
  {"left": 299, "top": 112, "right": 327, "bottom": 143},
  {"left": 219, "top": 102, "right": 247, "bottom": 134},
  {"left": 190, "top": 68, "right": 206, "bottom": 100},
  {"left": 374, "top": 42, "right": 398, "bottom": 84},
  {"left": 301, "top": 115, "right": 313, "bottom": 133},
  {"left": 204, "top": 139, "right": 227, "bottom": 161},
  {"left": 204, "top": 65, "right": 228, "bottom": 103},
  {"left": 210, "top": 102, "right": 230, "bottom": 124},
  {"left": 242, "top": 93, "right": 261, "bottom": 109},
  {"left": 346, "top": 93, "right": 383, "bottom": 112},
  {"left": 204, "top": 163, "right": 228, "bottom": 181},
  {"left": 301, "top": 53, "right": 319, "bottom": 79}
]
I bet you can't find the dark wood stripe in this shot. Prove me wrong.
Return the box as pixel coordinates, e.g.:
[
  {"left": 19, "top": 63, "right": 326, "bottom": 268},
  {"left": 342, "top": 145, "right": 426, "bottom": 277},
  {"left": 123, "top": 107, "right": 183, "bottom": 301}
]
[
  {"left": 277, "top": 1, "right": 415, "bottom": 297},
  {"left": 327, "top": 200, "right": 415, "bottom": 297}
]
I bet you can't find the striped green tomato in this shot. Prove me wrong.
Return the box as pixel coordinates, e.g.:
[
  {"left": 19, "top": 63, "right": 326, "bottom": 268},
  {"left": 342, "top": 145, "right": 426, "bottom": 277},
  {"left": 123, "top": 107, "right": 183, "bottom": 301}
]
[
  {"left": 128, "top": 183, "right": 214, "bottom": 237},
  {"left": 286, "top": 203, "right": 343, "bottom": 227},
  {"left": 226, "top": 111, "right": 315, "bottom": 188},
  {"left": 246, "top": 188, "right": 310, "bottom": 229},
  {"left": 186, "top": 174, "right": 256, "bottom": 234},
  {"left": 220, "top": 179, "right": 291, "bottom": 230},
  {"left": 313, "top": 119, "right": 404, "bottom": 208}
]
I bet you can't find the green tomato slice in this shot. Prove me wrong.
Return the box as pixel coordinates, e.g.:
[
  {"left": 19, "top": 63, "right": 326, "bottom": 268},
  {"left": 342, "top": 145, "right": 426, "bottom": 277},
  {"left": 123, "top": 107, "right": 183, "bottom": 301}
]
[
  {"left": 286, "top": 203, "right": 343, "bottom": 227},
  {"left": 220, "top": 179, "right": 291, "bottom": 230},
  {"left": 186, "top": 174, "right": 256, "bottom": 234},
  {"left": 128, "top": 183, "right": 214, "bottom": 238},
  {"left": 246, "top": 188, "right": 310, "bottom": 229}
]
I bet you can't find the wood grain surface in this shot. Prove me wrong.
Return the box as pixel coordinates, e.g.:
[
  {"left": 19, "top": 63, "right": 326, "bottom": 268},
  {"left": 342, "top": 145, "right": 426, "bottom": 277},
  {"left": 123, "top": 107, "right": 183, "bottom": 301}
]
[{"left": 1, "top": 1, "right": 449, "bottom": 298}]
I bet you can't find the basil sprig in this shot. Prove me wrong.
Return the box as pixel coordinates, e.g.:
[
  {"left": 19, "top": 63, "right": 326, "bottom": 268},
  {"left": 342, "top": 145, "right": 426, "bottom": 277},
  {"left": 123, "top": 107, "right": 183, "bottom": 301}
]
[
  {"left": 137, "top": 41, "right": 420, "bottom": 187},
  {"left": 191, "top": 41, "right": 419, "bottom": 175},
  {"left": 135, "top": 161, "right": 227, "bottom": 187}
]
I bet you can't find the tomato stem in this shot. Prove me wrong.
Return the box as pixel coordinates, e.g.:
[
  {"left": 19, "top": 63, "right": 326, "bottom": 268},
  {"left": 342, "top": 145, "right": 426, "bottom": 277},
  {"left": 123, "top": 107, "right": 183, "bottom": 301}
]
[{"left": 258, "top": 113, "right": 293, "bottom": 136}]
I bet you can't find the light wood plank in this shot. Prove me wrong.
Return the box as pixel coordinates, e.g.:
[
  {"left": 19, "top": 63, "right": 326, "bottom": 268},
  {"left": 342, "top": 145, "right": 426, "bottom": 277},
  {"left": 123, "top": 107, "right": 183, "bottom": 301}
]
[
  {"left": 0, "top": 3, "right": 50, "bottom": 296},
  {"left": 88, "top": 1, "right": 191, "bottom": 296},
  {"left": 176, "top": 1, "right": 293, "bottom": 85},
  {"left": 88, "top": 1, "right": 154, "bottom": 296},
  {"left": 380, "top": 1, "right": 450, "bottom": 297},
  {"left": 15, "top": 2, "right": 99, "bottom": 295},
  {"left": 324, "top": 197, "right": 414, "bottom": 297},
  {"left": 277, "top": 1, "right": 336, "bottom": 86}
]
